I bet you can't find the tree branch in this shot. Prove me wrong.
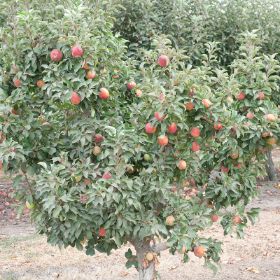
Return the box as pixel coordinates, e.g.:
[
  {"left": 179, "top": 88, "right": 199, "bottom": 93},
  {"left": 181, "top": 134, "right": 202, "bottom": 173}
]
[
  {"left": 152, "top": 242, "right": 169, "bottom": 253},
  {"left": 21, "top": 171, "right": 33, "bottom": 194}
]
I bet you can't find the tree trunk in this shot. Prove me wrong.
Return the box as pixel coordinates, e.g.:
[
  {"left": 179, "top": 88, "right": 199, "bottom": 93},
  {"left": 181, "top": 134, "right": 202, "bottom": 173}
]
[
  {"left": 266, "top": 150, "right": 276, "bottom": 181},
  {"left": 133, "top": 239, "right": 156, "bottom": 280}
]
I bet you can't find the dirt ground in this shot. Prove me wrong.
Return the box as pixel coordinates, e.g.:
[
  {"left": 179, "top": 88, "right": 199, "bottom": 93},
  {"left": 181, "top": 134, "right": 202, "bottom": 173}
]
[{"left": 0, "top": 152, "right": 280, "bottom": 280}]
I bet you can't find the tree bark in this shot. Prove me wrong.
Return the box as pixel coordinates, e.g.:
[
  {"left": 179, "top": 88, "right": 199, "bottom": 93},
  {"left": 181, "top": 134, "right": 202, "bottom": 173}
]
[
  {"left": 266, "top": 150, "right": 276, "bottom": 181},
  {"left": 133, "top": 239, "right": 156, "bottom": 280}
]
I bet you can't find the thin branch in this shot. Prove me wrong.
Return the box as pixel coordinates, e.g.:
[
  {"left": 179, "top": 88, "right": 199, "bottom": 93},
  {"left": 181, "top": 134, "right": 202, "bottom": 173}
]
[
  {"left": 152, "top": 242, "right": 169, "bottom": 253},
  {"left": 22, "top": 171, "right": 33, "bottom": 194}
]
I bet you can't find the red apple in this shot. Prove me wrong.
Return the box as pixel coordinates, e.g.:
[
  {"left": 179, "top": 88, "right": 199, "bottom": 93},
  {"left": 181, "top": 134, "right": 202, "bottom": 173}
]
[
  {"left": 159, "top": 92, "right": 165, "bottom": 102},
  {"left": 202, "top": 99, "right": 212, "bottom": 109},
  {"left": 70, "top": 91, "right": 81, "bottom": 105},
  {"left": 1, "top": 191, "right": 7, "bottom": 197},
  {"left": 167, "top": 123, "right": 177, "bottom": 134},
  {"left": 50, "top": 49, "right": 63, "bottom": 62},
  {"left": 86, "top": 70, "right": 96, "bottom": 80},
  {"left": 99, "top": 88, "right": 110, "bottom": 99},
  {"left": 265, "top": 114, "right": 277, "bottom": 122},
  {"left": 177, "top": 160, "right": 187, "bottom": 170},
  {"left": 154, "top": 112, "right": 165, "bottom": 121},
  {"left": 226, "top": 96, "right": 234, "bottom": 104},
  {"left": 193, "top": 246, "right": 205, "bottom": 258},
  {"left": 190, "top": 127, "right": 200, "bottom": 138},
  {"left": 102, "top": 172, "right": 112, "bottom": 180},
  {"left": 80, "top": 194, "right": 88, "bottom": 204},
  {"left": 146, "top": 252, "right": 154, "bottom": 262},
  {"left": 246, "top": 112, "right": 254, "bottom": 119},
  {"left": 95, "top": 134, "right": 104, "bottom": 143},
  {"left": 261, "top": 131, "right": 271, "bottom": 138},
  {"left": 191, "top": 141, "right": 200, "bottom": 152},
  {"left": 257, "top": 91, "right": 265, "bottom": 100},
  {"left": 214, "top": 123, "right": 223, "bottom": 131},
  {"left": 166, "top": 215, "right": 175, "bottom": 226},
  {"left": 236, "top": 91, "right": 246, "bottom": 100},
  {"left": 82, "top": 62, "right": 90, "bottom": 70},
  {"left": 232, "top": 215, "right": 242, "bottom": 225},
  {"left": 157, "top": 135, "right": 169, "bottom": 146},
  {"left": 266, "top": 137, "right": 277, "bottom": 145},
  {"left": 230, "top": 152, "right": 239, "bottom": 159},
  {"left": 145, "top": 123, "right": 156, "bottom": 134},
  {"left": 127, "top": 81, "right": 136, "bottom": 90},
  {"left": 13, "top": 79, "right": 21, "bottom": 88},
  {"left": 185, "top": 102, "right": 195, "bottom": 111},
  {"left": 83, "top": 179, "right": 92, "bottom": 186},
  {"left": 235, "top": 163, "right": 242, "bottom": 169},
  {"left": 157, "top": 55, "right": 170, "bottom": 67},
  {"left": 135, "top": 89, "right": 142, "bottom": 97},
  {"left": 211, "top": 214, "right": 219, "bottom": 222},
  {"left": 36, "top": 80, "right": 45, "bottom": 88},
  {"left": 71, "top": 45, "right": 84, "bottom": 58},
  {"left": 92, "top": 146, "right": 102, "bottom": 156},
  {"left": 98, "top": 227, "right": 106, "bottom": 237},
  {"left": 221, "top": 166, "right": 229, "bottom": 173}
]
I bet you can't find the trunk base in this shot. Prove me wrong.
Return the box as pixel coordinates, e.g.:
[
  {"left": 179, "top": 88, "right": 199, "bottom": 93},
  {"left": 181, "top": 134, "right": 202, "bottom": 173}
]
[
  {"left": 133, "top": 239, "right": 156, "bottom": 280},
  {"left": 266, "top": 151, "right": 276, "bottom": 181}
]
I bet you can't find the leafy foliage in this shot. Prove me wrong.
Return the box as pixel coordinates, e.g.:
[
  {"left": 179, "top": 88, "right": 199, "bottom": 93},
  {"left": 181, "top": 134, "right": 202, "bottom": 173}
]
[{"left": 113, "top": 0, "right": 280, "bottom": 66}]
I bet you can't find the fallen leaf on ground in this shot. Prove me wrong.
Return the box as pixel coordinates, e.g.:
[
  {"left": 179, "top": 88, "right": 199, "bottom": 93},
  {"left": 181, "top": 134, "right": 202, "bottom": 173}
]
[
  {"left": 246, "top": 267, "right": 260, "bottom": 274},
  {"left": 169, "top": 265, "right": 179, "bottom": 270},
  {"left": 119, "top": 271, "right": 129, "bottom": 276}
]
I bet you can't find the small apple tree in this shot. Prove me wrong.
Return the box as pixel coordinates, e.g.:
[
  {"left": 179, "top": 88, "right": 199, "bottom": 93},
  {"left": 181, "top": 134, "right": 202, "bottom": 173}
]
[{"left": 0, "top": 2, "right": 280, "bottom": 280}]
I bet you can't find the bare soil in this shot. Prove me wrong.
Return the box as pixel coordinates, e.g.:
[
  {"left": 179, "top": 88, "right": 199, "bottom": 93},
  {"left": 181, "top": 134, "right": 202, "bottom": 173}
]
[{"left": 0, "top": 151, "right": 280, "bottom": 280}]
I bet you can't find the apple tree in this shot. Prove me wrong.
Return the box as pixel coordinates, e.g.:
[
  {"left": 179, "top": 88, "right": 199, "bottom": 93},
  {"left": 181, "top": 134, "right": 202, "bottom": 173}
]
[{"left": 0, "top": 2, "right": 280, "bottom": 280}]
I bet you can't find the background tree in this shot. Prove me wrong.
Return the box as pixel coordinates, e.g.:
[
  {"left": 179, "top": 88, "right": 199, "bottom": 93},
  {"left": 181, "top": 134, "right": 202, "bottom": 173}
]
[{"left": 112, "top": 0, "right": 280, "bottom": 180}]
